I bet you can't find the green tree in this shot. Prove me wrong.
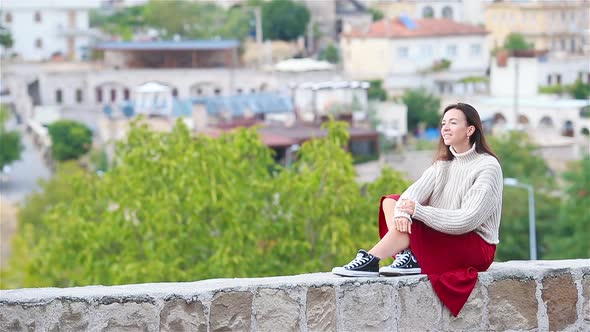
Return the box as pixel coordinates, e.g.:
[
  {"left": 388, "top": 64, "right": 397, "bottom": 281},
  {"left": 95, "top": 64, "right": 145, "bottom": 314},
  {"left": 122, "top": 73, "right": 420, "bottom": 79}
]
[
  {"left": 488, "top": 131, "right": 554, "bottom": 191},
  {"left": 318, "top": 43, "right": 339, "bottom": 64},
  {"left": 262, "top": 0, "right": 310, "bottom": 41},
  {"left": 2, "top": 120, "right": 410, "bottom": 288},
  {"left": 547, "top": 156, "right": 590, "bottom": 259},
  {"left": 569, "top": 79, "right": 590, "bottom": 100},
  {"left": 503, "top": 32, "right": 532, "bottom": 51},
  {"left": 401, "top": 88, "right": 441, "bottom": 132},
  {"left": 0, "top": 25, "right": 13, "bottom": 48},
  {"left": 0, "top": 106, "right": 23, "bottom": 169},
  {"left": 368, "top": 7, "right": 384, "bottom": 21},
  {"left": 488, "top": 130, "right": 561, "bottom": 261},
  {"left": 367, "top": 79, "right": 387, "bottom": 101},
  {"left": 47, "top": 120, "right": 93, "bottom": 161}
]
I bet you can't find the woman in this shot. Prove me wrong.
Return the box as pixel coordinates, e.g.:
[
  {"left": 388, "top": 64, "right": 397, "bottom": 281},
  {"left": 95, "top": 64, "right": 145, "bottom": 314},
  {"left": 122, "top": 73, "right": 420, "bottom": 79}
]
[{"left": 332, "top": 103, "right": 503, "bottom": 316}]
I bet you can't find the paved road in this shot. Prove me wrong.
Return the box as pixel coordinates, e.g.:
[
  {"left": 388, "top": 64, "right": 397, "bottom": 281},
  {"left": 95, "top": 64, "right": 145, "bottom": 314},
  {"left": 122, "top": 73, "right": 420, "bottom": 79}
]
[{"left": 0, "top": 122, "right": 51, "bottom": 203}]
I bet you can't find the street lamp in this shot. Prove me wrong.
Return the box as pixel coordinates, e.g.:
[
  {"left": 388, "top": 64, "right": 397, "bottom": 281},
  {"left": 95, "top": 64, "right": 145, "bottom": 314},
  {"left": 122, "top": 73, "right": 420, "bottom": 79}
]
[{"left": 504, "top": 177, "right": 537, "bottom": 260}]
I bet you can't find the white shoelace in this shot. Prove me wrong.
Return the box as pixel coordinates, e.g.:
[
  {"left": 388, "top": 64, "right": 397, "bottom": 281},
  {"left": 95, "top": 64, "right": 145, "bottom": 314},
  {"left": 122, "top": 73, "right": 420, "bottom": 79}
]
[
  {"left": 344, "top": 252, "right": 370, "bottom": 269},
  {"left": 391, "top": 250, "right": 411, "bottom": 267}
]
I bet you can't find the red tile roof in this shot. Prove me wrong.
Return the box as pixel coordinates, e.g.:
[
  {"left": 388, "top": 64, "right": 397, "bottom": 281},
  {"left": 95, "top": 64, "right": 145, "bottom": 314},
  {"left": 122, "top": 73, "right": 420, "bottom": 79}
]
[{"left": 346, "top": 18, "right": 487, "bottom": 39}]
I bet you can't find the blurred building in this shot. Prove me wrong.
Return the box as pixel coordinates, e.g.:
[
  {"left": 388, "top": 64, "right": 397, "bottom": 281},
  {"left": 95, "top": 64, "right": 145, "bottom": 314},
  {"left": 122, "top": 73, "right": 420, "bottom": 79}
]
[
  {"left": 341, "top": 16, "right": 489, "bottom": 95},
  {"left": 368, "top": 0, "right": 485, "bottom": 25},
  {"left": 484, "top": 0, "right": 590, "bottom": 54},
  {"left": 95, "top": 40, "right": 240, "bottom": 69},
  {"left": 0, "top": 0, "right": 101, "bottom": 61}
]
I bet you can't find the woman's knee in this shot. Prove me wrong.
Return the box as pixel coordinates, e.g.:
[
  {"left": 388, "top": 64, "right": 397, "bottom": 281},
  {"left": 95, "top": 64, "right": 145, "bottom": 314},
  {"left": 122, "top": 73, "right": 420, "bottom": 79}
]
[{"left": 383, "top": 197, "right": 397, "bottom": 208}]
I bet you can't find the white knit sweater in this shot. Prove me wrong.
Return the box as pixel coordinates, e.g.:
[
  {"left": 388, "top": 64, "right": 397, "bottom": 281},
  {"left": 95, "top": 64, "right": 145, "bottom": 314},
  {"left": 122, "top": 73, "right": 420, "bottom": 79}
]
[{"left": 393, "top": 143, "right": 503, "bottom": 244}]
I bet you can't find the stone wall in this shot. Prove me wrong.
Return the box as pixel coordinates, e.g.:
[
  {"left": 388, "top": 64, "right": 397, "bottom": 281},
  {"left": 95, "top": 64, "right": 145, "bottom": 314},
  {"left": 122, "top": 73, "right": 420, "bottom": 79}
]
[{"left": 1, "top": 260, "right": 588, "bottom": 331}]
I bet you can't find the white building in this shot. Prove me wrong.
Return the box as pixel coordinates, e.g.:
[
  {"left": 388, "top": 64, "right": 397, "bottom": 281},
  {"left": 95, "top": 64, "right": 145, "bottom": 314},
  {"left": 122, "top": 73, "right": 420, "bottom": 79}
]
[
  {"left": 0, "top": 0, "right": 101, "bottom": 61},
  {"left": 366, "top": 0, "right": 486, "bottom": 25},
  {"left": 341, "top": 17, "right": 490, "bottom": 95}
]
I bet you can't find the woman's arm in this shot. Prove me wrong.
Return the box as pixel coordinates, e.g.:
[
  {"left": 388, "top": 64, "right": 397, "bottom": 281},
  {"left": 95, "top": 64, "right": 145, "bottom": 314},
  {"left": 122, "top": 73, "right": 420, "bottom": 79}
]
[
  {"left": 412, "top": 163, "right": 503, "bottom": 235},
  {"left": 393, "top": 163, "right": 438, "bottom": 221}
]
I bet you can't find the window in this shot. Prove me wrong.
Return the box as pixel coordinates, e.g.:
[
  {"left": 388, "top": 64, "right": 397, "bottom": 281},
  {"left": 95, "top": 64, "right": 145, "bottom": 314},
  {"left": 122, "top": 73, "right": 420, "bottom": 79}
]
[
  {"left": 442, "top": 6, "right": 453, "bottom": 19},
  {"left": 421, "top": 45, "right": 432, "bottom": 57},
  {"left": 76, "top": 89, "right": 83, "bottom": 103},
  {"left": 172, "top": 88, "right": 178, "bottom": 97},
  {"left": 96, "top": 87, "right": 103, "bottom": 103},
  {"left": 5, "top": 12, "right": 12, "bottom": 23},
  {"left": 55, "top": 89, "right": 63, "bottom": 104},
  {"left": 470, "top": 44, "right": 481, "bottom": 56},
  {"left": 236, "top": 88, "right": 243, "bottom": 94},
  {"left": 110, "top": 89, "right": 116, "bottom": 102},
  {"left": 422, "top": 6, "right": 434, "bottom": 18},
  {"left": 124, "top": 88, "right": 130, "bottom": 101},
  {"left": 556, "top": 74, "right": 562, "bottom": 85},
  {"left": 196, "top": 88, "right": 202, "bottom": 95},
  {"left": 571, "top": 39, "right": 576, "bottom": 52},
  {"left": 446, "top": 45, "right": 457, "bottom": 57},
  {"left": 35, "top": 38, "right": 43, "bottom": 49},
  {"left": 561, "top": 39, "right": 566, "bottom": 51},
  {"left": 214, "top": 88, "right": 221, "bottom": 95},
  {"left": 547, "top": 75, "right": 552, "bottom": 85},
  {"left": 397, "top": 47, "right": 409, "bottom": 58},
  {"left": 34, "top": 11, "right": 41, "bottom": 23}
]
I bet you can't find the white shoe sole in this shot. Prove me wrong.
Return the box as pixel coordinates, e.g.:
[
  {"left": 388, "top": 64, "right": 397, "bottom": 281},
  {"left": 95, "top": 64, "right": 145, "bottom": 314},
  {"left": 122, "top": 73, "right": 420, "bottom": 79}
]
[
  {"left": 332, "top": 267, "right": 379, "bottom": 277},
  {"left": 379, "top": 268, "right": 421, "bottom": 276}
]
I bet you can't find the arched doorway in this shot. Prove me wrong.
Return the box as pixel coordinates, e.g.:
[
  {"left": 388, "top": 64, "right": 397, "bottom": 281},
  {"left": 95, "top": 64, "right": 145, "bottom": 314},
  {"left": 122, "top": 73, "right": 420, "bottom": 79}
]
[
  {"left": 562, "top": 120, "right": 574, "bottom": 137},
  {"left": 539, "top": 116, "right": 554, "bottom": 128}
]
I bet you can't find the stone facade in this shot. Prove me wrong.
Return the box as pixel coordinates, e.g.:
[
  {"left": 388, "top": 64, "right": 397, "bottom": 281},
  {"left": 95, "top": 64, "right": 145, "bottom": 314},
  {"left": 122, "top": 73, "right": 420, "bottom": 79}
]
[{"left": 0, "top": 260, "right": 588, "bottom": 331}]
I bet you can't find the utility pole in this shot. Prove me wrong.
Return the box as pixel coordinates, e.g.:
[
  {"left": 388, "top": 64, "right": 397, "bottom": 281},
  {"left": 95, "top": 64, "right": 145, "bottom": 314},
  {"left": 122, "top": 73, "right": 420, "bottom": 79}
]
[
  {"left": 254, "top": 6, "right": 263, "bottom": 68},
  {"left": 513, "top": 57, "right": 519, "bottom": 130}
]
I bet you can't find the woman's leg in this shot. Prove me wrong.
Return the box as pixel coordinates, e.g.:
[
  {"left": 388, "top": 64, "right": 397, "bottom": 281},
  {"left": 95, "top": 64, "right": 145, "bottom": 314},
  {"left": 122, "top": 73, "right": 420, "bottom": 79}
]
[{"left": 369, "top": 197, "right": 410, "bottom": 259}]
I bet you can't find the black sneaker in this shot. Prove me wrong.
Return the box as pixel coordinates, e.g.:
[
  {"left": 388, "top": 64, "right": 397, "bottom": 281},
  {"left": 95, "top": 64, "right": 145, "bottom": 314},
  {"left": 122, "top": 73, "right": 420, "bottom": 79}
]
[
  {"left": 332, "top": 249, "right": 380, "bottom": 277},
  {"left": 379, "top": 249, "right": 421, "bottom": 276}
]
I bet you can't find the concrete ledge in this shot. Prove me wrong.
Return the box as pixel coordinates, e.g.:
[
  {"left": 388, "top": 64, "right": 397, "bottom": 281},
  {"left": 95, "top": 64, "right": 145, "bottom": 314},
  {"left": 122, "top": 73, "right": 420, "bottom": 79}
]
[{"left": 1, "top": 260, "right": 589, "bottom": 331}]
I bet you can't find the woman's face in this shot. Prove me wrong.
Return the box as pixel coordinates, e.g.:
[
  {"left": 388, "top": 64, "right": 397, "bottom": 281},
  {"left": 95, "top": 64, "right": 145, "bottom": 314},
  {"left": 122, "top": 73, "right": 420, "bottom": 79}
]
[{"left": 440, "top": 108, "right": 474, "bottom": 148}]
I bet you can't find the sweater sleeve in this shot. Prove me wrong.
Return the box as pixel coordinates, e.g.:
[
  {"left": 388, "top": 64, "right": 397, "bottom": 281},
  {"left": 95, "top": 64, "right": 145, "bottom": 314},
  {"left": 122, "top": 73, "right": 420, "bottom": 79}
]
[
  {"left": 412, "top": 162, "right": 502, "bottom": 235},
  {"left": 393, "top": 163, "right": 438, "bottom": 220}
]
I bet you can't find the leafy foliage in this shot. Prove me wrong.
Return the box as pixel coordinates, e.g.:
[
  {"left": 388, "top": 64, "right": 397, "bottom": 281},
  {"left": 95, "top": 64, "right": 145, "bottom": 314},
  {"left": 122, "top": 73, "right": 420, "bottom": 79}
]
[
  {"left": 488, "top": 131, "right": 554, "bottom": 191},
  {"left": 0, "top": 24, "right": 13, "bottom": 48},
  {"left": 2, "top": 120, "right": 410, "bottom": 288},
  {"left": 503, "top": 33, "right": 533, "bottom": 51},
  {"left": 368, "top": 7, "right": 384, "bottom": 21},
  {"left": 570, "top": 79, "right": 590, "bottom": 100},
  {"left": 549, "top": 156, "right": 590, "bottom": 258},
  {"left": 0, "top": 106, "right": 23, "bottom": 169},
  {"left": 262, "top": 0, "right": 310, "bottom": 41},
  {"left": 367, "top": 79, "right": 387, "bottom": 101},
  {"left": 318, "top": 44, "right": 339, "bottom": 64},
  {"left": 401, "top": 88, "right": 441, "bottom": 132},
  {"left": 47, "top": 120, "right": 93, "bottom": 161}
]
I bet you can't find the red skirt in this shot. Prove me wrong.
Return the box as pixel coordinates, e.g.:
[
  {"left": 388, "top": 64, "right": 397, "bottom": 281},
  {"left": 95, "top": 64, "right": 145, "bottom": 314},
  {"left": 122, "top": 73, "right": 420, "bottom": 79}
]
[{"left": 378, "top": 195, "right": 496, "bottom": 317}]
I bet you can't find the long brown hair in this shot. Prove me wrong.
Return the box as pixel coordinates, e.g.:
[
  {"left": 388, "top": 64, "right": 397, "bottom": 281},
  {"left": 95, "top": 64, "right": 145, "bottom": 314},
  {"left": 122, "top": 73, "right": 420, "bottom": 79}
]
[{"left": 434, "top": 103, "right": 499, "bottom": 162}]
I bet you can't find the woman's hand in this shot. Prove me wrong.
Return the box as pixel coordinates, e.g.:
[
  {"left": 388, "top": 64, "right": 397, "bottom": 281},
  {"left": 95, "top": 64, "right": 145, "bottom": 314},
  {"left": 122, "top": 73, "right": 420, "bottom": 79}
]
[
  {"left": 397, "top": 199, "right": 416, "bottom": 216},
  {"left": 394, "top": 217, "right": 412, "bottom": 234}
]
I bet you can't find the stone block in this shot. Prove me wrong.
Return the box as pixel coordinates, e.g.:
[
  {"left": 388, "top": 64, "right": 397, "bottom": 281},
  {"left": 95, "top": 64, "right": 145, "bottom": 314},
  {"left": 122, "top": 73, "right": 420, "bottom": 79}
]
[
  {"left": 94, "top": 302, "right": 159, "bottom": 331},
  {"left": 46, "top": 301, "right": 91, "bottom": 331},
  {"left": 583, "top": 275, "right": 590, "bottom": 322},
  {"left": 488, "top": 278, "right": 537, "bottom": 331},
  {"left": 398, "top": 280, "right": 443, "bottom": 331},
  {"left": 210, "top": 291, "right": 253, "bottom": 332},
  {"left": 0, "top": 304, "right": 40, "bottom": 332},
  {"left": 253, "top": 288, "right": 300, "bottom": 332},
  {"left": 159, "top": 298, "right": 206, "bottom": 332},
  {"left": 542, "top": 274, "right": 578, "bottom": 331},
  {"left": 339, "top": 282, "right": 395, "bottom": 331},
  {"left": 442, "top": 283, "right": 484, "bottom": 331},
  {"left": 306, "top": 286, "right": 336, "bottom": 332}
]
